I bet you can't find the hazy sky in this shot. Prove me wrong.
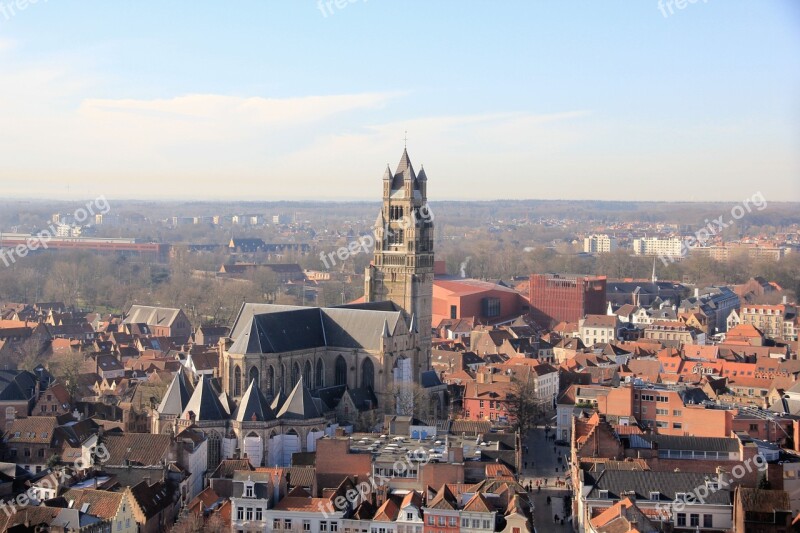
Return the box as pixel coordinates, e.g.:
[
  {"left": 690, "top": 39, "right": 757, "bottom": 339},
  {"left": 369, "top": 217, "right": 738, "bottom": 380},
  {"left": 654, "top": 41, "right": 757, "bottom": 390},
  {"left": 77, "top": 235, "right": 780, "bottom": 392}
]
[{"left": 0, "top": 1, "right": 798, "bottom": 202}]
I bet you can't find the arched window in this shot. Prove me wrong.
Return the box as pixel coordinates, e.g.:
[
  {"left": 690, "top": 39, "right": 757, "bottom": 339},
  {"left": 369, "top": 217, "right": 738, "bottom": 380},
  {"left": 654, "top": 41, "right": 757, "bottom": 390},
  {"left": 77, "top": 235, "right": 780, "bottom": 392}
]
[
  {"left": 315, "top": 359, "right": 324, "bottom": 389},
  {"left": 292, "top": 362, "right": 301, "bottom": 388},
  {"left": 281, "top": 363, "right": 287, "bottom": 392},
  {"left": 249, "top": 366, "right": 259, "bottom": 387},
  {"left": 335, "top": 355, "right": 347, "bottom": 386},
  {"left": 207, "top": 432, "right": 221, "bottom": 470},
  {"left": 303, "top": 360, "right": 312, "bottom": 386},
  {"left": 361, "top": 358, "right": 374, "bottom": 390},
  {"left": 233, "top": 366, "right": 242, "bottom": 397},
  {"left": 267, "top": 366, "right": 275, "bottom": 394}
]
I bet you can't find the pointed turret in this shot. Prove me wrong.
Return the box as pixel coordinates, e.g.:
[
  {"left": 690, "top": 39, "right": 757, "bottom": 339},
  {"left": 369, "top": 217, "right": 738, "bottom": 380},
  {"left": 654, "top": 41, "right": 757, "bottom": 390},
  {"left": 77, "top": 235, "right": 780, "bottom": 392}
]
[
  {"left": 182, "top": 374, "right": 228, "bottom": 421},
  {"left": 157, "top": 368, "right": 194, "bottom": 416},
  {"left": 409, "top": 313, "right": 418, "bottom": 334},
  {"left": 234, "top": 379, "right": 277, "bottom": 422},
  {"left": 277, "top": 377, "right": 321, "bottom": 420},
  {"left": 382, "top": 318, "right": 392, "bottom": 338},
  {"left": 270, "top": 386, "right": 287, "bottom": 412}
]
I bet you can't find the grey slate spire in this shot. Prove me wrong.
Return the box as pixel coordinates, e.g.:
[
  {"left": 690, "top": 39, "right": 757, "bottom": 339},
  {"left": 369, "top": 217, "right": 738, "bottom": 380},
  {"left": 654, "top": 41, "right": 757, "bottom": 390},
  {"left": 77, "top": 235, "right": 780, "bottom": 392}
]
[
  {"left": 277, "top": 377, "right": 321, "bottom": 420},
  {"left": 157, "top": 367, "right": 194, "bottom": 416},
  {"left": 182, "top": 374, "right": 228, "bottom": 421},
  {"left": 234, "top": 379, "right": 277, "bottom": 422}
]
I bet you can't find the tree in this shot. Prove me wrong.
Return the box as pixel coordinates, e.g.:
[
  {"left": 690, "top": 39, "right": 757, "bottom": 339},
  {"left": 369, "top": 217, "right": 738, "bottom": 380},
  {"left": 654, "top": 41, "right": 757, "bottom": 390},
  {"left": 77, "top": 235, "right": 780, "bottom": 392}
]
[
  {"left": 383, "top": 382, "right": 434, "bottom": 421},
  {"left": 506, "top": 373, "right": 544, "bottom": 435},
  {"left": 49, "top": 350, "right": 85, "bottom": 400}
]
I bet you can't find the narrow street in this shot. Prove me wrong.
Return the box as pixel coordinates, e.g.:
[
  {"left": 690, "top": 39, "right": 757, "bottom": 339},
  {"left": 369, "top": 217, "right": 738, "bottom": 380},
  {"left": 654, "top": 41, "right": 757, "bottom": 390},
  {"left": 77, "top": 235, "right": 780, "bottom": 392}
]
[{"left": 520, "top": 423, "right": 574, "bottom": 532}]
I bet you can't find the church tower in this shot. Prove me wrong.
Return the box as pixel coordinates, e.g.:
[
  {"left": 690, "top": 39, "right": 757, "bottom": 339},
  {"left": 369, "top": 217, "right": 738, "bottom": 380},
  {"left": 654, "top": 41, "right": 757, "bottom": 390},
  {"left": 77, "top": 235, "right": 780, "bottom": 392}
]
[{"left": 364, "top": 148, "right": 434, "bottom": 375}]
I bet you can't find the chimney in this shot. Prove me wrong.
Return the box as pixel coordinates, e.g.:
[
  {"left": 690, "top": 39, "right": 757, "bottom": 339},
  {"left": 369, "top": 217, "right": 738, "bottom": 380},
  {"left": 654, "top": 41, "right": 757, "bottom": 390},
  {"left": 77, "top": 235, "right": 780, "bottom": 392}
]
[
  {"left": 783, "top": 295, "right": 788, "bottom": 305},
  {"left": 694, "top": 288, "right": 700, "bottom": 299}
]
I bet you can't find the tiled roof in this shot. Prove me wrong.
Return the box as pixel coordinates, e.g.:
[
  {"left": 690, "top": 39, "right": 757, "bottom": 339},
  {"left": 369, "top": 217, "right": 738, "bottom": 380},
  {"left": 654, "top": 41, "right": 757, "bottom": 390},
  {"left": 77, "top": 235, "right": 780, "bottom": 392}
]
[
  {"left": 102, "top": 433, "right": 173, "bottom": 466},
  {"left": 5, "top": 416, "right": 59, "bottom": 443},
  {"left": 462, "top": 492, "right": 493, "bottom": 513},
  {"left": 60, "top": 488, "right": 123, "bottom": 520}
]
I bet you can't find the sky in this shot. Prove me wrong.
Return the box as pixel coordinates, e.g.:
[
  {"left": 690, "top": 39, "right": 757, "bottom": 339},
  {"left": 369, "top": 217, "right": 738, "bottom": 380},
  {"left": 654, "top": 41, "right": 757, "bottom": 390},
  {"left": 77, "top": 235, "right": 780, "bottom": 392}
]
[{"left": 0, "top": 1, "right": 798, "bottom": 202}]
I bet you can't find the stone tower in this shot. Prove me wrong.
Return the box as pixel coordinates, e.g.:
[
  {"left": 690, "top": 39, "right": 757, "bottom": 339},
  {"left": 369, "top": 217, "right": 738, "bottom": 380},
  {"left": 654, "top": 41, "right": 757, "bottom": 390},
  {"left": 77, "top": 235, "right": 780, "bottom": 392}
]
[{"left": 364, "top": 148, "right": 434, "bottom": 376}]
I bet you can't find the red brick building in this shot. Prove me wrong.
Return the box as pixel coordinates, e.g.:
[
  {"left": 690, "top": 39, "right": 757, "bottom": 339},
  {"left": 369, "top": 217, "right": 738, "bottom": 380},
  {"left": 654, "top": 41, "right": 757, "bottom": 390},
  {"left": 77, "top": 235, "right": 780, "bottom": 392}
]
[
  {"left": 528, "top": 274, "right": 606, "bottom": 328},
  {"left": 432, "top": 279, "right": 529, "bottom": 327}
]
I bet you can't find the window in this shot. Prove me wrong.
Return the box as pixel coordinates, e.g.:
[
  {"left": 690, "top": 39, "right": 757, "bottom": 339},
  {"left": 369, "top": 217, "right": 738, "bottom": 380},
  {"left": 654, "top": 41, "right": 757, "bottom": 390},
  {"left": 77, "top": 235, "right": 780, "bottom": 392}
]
[
  {"left": 690, "top": 514, "right": 699, "bottom": 527},
  {"left": 749, "top": 424, "right": 758, "bottom": 431},
  {"left": 649, "top": 492, "right": 660, "bottom": 501},
  {"left": 126, "top": 519, "right": 130, "bottom": 528},
  {"left": 246, "top": 508, "right": 253, "bottom": 521},
  {"left": 461, "top": 519, "right": 469, "bottom": 528},
  {"left": 427, "top": 517, "right": 434, "bottom": 525},
  {"left": 237, "top": 508, "right": 244, "bottom": 521},
  {"left": 256, "top": 508, "right": 262, "bottom": 521},
  {"left": 275, "top": 519, "right": 282, "bottom": 530},
  {"left": 482, "top": 521, "right": 490, "bottom": 529},
  {"left": 245, "top": 485, "right": 253, "bottom": 498},
  {"left": 321, "top": 522, "right": 328, "bottom": 532},
  {"left": 450, "top": 306, "right": 457, "bottom": 319},
  {"left": 331, "top": 522, "right": 338, "bottom": 532},
  {"left": 703, "top": 514, "right": 713, "bottom": 527},
  {"left": 479, "top": 400, "right": 484, "bottom": 408},
  {"left": 438, "top": 517, "right": 445, "bottom": 526},
  {"left": 407, "top": 514, "right": 414, "bottom": 521},
  {"left": 673, "top": 410, "right": 681, "bottom": 416},
  {"left": 304, "top": 520, "right": 311, "bottom": 531},
  {"left": 676, "top": 513, "right": 686, "bottom": 527},
  {"left": 655, "top": 408, "right": 668, "bottom": 415},
  {"left": 389, "top": 229, "right": 404, "bottom": 246},
  {"left": 285, "top": 520, "right": 292, "bottom": 530},
  {"left": 471, "top": 519, "right": 479, "bottom": 528},
  {"left": 673, "top": 422, "right": 682, "bottom": 429},
  {"left": 482, "top": 298, "right": 501, "bottom": 318}
]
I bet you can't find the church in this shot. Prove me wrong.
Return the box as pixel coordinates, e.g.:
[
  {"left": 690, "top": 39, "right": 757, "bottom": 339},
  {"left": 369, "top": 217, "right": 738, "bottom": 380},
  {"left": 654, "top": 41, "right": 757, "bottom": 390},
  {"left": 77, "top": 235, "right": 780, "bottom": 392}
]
[{"left": 153, "top": 148, "right": 437, "bottom": 469}]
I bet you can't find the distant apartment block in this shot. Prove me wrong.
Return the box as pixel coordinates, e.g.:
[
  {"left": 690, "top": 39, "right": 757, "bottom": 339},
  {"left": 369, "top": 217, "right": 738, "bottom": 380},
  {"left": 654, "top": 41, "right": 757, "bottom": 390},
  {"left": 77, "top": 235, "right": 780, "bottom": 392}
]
[
  {"left": 691, "top": 243, "right": 788, "bottom": 262},
  {"left": 583, "top": 234, "right": 618, "bottom": 254},
  {"left": 632, "top": 237, "right": 684, "bottom": 258},
  {"left": 529, "top": 273, "right": 607, "bottom": 328}
]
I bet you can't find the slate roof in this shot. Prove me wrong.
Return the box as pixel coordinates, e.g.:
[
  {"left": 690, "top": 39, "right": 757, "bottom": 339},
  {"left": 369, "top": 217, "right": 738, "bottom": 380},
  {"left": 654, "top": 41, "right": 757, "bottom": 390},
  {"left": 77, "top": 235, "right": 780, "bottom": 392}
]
[
  {"left": 277, "top": 377, "right": 321, "bottom": 420},
  {"left": 123, "top": 305, "right": 182, "bottom": 327},
  {"left": 228, "top": 303, "right": 406, "bottom": 355},
  {"left": 182, "top": 374, "right": 229, "bottom": 421},
  {"left": 234, "top": 379, "right": 277, "bottom": 422},
  {"left": 420, "top": 370, "right": 443, "bottom": 388},
  {"left": 639, "top": 434, "right": 739, "bottom": 453},
  {"left": 0, "top": 370, "right": 38, "bottom": 401},
  {"left": 585, "top": 470, "right": 729, "bottom": 504}
]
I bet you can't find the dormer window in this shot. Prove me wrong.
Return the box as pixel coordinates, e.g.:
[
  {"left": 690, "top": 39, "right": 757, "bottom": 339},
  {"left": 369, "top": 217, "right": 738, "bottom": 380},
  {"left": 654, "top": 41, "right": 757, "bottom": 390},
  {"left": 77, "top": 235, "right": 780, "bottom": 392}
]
[
  {"left": 649, "top": 491, "right": 660, "bottom": 501},
  {"left": 244, "top": 478, "right": 255, "bottom": 498},
  {"left": 598, "top": 490, "right": 609, "bottom": 499}
]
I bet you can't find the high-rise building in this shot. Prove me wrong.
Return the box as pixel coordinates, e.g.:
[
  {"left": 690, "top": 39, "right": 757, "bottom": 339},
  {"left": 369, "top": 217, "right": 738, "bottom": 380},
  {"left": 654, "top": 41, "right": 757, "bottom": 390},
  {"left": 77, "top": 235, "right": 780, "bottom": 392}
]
[
  {"left": 529, "top": 273, "right": 607, "bottom": 328},
  {"left": 584, "top": 234, "right": 618, "bottom": 254},
  {"left": 632, "top": 237, "right": 684, "bottom": 258}
]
